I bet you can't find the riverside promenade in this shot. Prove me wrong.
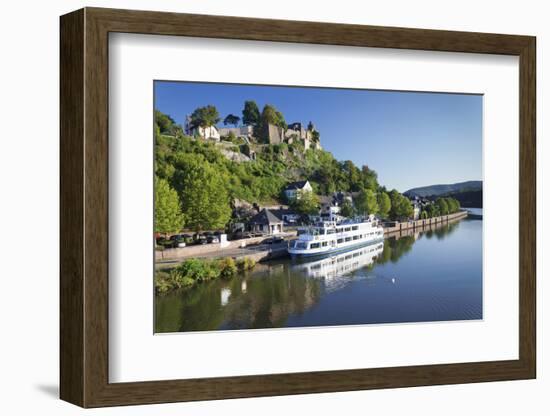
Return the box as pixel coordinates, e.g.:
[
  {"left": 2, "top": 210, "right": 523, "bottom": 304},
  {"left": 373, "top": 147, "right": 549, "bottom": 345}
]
[
  {"left": 155, "top": 233, "right": 293, "bottom": 269},
  {"left": 383, "top": 210, "right": 468, "bottom": 236},
  {"left": 156, "top": 210, "right": 470, "bottom": 268}
]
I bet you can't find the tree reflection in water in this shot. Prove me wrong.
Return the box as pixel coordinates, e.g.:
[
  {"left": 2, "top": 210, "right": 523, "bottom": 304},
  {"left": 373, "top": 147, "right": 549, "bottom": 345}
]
[{"left": 155, "top": 219, "right": 464, "bottom": 333}]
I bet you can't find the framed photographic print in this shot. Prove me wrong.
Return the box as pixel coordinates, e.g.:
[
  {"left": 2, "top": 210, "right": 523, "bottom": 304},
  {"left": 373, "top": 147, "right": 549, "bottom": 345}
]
[{"left": 60, "top": 7, "right": 536, "bottom": 408}]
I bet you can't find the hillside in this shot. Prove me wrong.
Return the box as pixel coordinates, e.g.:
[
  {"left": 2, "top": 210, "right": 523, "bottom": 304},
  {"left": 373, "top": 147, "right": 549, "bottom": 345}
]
[
  {"left": 404, "top": 180, "right": 482, "bottom": 198},
  {"left": 444, "top": 189, "right": 482, "bottom": 208}
]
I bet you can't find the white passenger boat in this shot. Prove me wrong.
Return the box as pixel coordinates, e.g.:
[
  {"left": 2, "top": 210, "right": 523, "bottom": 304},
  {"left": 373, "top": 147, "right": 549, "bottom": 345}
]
[{"left": 288, "top": 215, "right": 384, "bottom": 258}]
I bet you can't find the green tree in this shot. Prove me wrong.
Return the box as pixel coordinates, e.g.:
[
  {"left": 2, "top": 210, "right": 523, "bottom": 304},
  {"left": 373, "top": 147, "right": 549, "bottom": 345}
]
[
  {"left": 290, "top": 189, "right": 320, "bottom": 216},
  {"left": 242, "top": 100, "right": 260, "bottom": 126},
  {"left": 354, "top": 188, "right": 378, "bottom": 216},
  {"left": 360, "top": 165, "right": 378, "bottom": 191},
  {"left": 223, "top": 114, "right": 240, "bottom": 127},
  {"left": 436, "top": 198, "right": 449, "bottom": 215},
  {"left": 420, "top": 210, "right": 428, "bottom": 219},
  {"left": 260, "top": 104, "right": 287, "bottom": 129},
  {"left": 155, "top": 109, "right": 181, "bottom": 136},
  {"left": 389, "top": 190, "right": 414, "bottom": 220},
  {"left": 377, "top": 192, "right": 391, "bottom": 219},
  {"left": 425, "top": 203, "right": 439, "bottom": 218},
  {"left": 445, "top": 197, "right": 460, "bottom": 213},
  {"left": 190, "top": 105, "right": 220, "bottom": 139},
  {"left": 155, "top": 177, "right": 184, "bottom": 235},
  {"left": 340, "top": 199, "right": 355, "bottom": 218},
  {"left": 174, "top": 155, "right": 231, "bottom": 232}
]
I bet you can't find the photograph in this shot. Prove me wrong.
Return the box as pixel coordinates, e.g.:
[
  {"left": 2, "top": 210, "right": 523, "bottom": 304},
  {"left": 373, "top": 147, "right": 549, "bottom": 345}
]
[{"left": 153, "top": 81, "right": 483, "bottom": 333}]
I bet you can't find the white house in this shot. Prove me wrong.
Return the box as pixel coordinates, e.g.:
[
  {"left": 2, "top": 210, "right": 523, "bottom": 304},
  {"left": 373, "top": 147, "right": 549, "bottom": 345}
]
[
  {"left": 193, "top": 125, "right": 221, "bottom": 141},
  {"left": 184, "top": 115, "right": 221, "bottom": 141},
  {"left": 283, "top": 180, "right": 313, "bottom": 201}
]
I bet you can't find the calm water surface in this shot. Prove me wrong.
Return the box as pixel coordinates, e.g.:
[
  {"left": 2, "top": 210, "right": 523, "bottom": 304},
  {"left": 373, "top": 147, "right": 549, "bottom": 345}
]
[{"left": 155, "top": 218, "right": 482, "bottom": 333}]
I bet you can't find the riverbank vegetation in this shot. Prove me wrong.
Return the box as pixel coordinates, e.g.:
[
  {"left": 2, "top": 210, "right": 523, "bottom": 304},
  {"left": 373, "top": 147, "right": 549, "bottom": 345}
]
[
  {"left": 155, "top": 257, "right": 257, "bottom": 294},
  {"left": 154, "top": 105, "right": 418, "bottom": 235},
  {"left": 420, "top": 197, "right": 461, "bottom": 219}
]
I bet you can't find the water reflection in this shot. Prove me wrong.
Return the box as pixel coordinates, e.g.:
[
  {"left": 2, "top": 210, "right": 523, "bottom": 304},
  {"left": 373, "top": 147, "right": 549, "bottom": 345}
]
[
  {"left": 155, "top": 218, "right": 479, "bottom": 333},
  {"left": 292, "top": 242, "right": 384, "bottom": 293}
]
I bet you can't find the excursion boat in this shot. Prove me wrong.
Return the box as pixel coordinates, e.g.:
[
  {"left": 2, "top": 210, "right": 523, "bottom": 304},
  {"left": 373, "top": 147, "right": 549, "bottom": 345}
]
[{"left": 288, "top": 215, "right": 384, "bottom": 258}]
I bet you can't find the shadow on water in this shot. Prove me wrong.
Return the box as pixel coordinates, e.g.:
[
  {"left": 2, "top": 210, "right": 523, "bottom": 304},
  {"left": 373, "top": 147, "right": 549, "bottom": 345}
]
[{"left": 155, "top": 218, "right": 476, "bottom": 333}]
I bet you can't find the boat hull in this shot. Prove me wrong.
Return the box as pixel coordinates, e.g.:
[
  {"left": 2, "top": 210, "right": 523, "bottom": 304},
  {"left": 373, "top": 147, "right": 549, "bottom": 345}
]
[{"left": 288, "top": 237, "right": 384, "bottom": 259}]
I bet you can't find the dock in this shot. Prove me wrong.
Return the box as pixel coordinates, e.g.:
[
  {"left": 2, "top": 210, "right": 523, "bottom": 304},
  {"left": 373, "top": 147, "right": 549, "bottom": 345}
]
[
  {"left": 383, "top": 210, "right": 468, "bottom": 235},
  {"left": 156, "top": 211, "right": 471, "bottom": 269}
]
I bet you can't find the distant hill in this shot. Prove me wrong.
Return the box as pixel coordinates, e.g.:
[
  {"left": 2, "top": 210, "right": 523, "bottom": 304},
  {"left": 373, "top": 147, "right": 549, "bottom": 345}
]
[
  {"left": 404, "top": 181, "right": 482, "bottom": 198},
  {"left": 447, "top": 189, "right": 483, "bottom": 208}
]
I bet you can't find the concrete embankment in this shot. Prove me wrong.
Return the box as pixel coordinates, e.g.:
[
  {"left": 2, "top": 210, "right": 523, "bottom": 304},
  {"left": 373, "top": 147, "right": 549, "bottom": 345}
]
[
  {"left": 157, "top": 211, "right": 470, "bottom": 268},
  {"left": 155, "top": 234, "right": 293, "bottom": 268},
  {"left": 383, "top": 210, "right": 468, "bottom": 235}
]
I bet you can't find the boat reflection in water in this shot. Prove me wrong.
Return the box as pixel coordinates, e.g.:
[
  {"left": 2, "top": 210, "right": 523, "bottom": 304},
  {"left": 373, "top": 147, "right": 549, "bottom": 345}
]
[
  {"left": 292, "top": 241, "right": 385, "bottom": 293},
  {"left": 155, "top": 218, "right": 482, "bottom": 333}
]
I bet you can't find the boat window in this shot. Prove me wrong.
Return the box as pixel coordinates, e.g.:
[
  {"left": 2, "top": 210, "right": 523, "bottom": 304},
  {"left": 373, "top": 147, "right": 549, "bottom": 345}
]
[
  {"left": 337, "top": 238, "right": 344, "bottom": 244},
  {"left": 353, "top": 235, "right": 359, "bottom": 240},
  {"left": 352, "top": 226, "right": 359, "bottom": 231},
  {"left": 327, "top": 229, "right": 336, "bottom": 234},
  {"left": 344, "top": 227, "right": 351, "bottom": 232},
  {"left": 345, "top": 237, "right": 352, "bottom": 242},
  {"left": 337, "top": 228, "right": 343, "bottom": 233},
  {"left": 322, "top": 241, "right": 328, "bottom": 247},
  {"left": 310, "top": 242, "right": 320, "bottom": 249}
]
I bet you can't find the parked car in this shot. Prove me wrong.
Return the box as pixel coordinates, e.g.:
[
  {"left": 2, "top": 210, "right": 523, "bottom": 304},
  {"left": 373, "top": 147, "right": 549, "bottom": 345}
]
[
  {"left": 182, "top": 233, "right": 194, "bottom": 243},
  {"left": 196, "top": 236, "right": 208, "bottom": 245},
  {"left": 169, "top": 234, "right": 187, "bottom": 248},
  {"left": 206, "top": 235, "right": 220, "bottom": 244}
]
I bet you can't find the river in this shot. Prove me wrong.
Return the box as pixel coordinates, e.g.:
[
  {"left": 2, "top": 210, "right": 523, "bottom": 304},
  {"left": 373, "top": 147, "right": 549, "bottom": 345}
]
[{"left": 155, "top": 218, "right": 482, "bottom": 333}]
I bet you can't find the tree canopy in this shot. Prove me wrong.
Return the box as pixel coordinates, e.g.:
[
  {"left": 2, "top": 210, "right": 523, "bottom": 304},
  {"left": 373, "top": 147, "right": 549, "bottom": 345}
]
[
  {"left": 290, "top": 189, "right": 320, "bottom": 217},
  {"left": 155, "top": 177, "right": 184, "bottom": 234},
  {"left": 242, "top": 100, "right": 260, "bottom": 126},
  {"left": 223, "top": 114, "right": 240, "bottom": 127},
  {"left": 172, "top": 154, "right": 231, "bottom": 232},
  {"left": 260, "top": 104, "right": 287, "bottom": 129},
  {"left": 190, "top": 105, "right": 220, "bottom": 135},
  {"left": 377, "top": 192, "right": 391, "bottom": 219},
  {"left": 354, "top": 188, "right": 378, "bottom": 216},
  {"left": 154, "top": 109, "right": 181, "bottom": 136},
  {"left": 389, "top": 190, "right": 414, "bottom": 220},
  {"left": 340, "top": 199, "right": 355, "bottom": 218}
]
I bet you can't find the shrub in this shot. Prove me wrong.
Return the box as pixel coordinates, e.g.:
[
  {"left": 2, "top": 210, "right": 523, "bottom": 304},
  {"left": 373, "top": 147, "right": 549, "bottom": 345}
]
[
  {"left": 218, "top": 257, "right": 237, "bottom": 279},
  {"left": 236, "top": 257, "right": 256, "bottom": 271},
  {"left": 172, "top": 258, "right": 216, "bottom": 283},
  {"left": 155, "top": 271, "right": 174, "bottom": 294}
]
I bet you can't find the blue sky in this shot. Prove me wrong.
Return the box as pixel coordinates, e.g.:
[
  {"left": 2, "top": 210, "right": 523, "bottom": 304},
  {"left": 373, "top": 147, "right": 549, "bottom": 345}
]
[{"left": 154, "top": 81, "right": 482, "bottom": 192}]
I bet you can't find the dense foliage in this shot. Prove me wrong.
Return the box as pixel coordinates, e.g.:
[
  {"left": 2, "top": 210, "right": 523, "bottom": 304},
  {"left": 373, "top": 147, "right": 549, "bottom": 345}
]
[
  {"left": 154, "top": 107, "right": 443, "bottom": 230},
  {"left": 155, "top": 256, "right": 256, "bottom": 294},
  {"left": 155, "top": 109, "right": 383, "bottom": 216},
  {"left": 154, "top": 177, "right": 185, "bottom": 235},
  {"left": 421, "top": 197, "right": 461, "bottom": 218}
]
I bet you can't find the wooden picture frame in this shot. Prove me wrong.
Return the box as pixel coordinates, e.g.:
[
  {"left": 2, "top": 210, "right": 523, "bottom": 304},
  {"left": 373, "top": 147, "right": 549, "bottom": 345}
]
[{"left": 60, "top": 7, "right": 536, "bottom": 408}]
